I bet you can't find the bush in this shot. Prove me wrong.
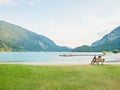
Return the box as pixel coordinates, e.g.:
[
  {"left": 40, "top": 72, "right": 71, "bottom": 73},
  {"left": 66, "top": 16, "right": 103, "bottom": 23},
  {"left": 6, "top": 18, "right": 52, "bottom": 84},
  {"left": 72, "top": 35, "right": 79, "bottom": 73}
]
[
  {"left": 112, "top": 49, "right": 119, "bottom": 53},
  {"left": 102, "top": 51, "right": 107, "bottom": 55}
]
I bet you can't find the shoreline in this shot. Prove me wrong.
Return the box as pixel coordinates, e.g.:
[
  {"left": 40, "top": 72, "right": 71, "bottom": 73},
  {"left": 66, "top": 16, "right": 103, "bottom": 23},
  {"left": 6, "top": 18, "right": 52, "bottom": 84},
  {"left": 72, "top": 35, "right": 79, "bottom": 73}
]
[{"left": 0, "top": 62, "right": 120, "bottom": 66}]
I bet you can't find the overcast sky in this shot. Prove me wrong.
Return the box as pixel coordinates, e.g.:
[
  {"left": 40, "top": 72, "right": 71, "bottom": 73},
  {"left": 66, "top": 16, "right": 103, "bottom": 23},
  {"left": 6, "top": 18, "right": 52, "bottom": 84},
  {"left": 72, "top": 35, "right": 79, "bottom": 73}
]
[{"left": 0, "top": 0, "right": 120, "bottom": 48}]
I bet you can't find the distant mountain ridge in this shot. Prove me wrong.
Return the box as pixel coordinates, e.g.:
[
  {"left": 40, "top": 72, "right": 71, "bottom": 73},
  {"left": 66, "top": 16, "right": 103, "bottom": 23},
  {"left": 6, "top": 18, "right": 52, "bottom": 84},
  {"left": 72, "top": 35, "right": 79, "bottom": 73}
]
[
  {"left": 73, "top": 26, "right": 120, "bottom": 52},
  {"left": 0, "top": 21, "right": 71, "bottom": 52},
  {"left": 91, "top": 26, "right": 120, "bottom": 46}
]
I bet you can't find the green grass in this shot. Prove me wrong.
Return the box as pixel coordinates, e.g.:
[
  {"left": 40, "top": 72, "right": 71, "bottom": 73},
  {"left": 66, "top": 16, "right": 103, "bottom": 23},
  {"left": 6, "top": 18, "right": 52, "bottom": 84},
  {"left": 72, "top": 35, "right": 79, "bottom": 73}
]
[{"left": 0, "top": 64, "right": 120, "bottom": 90}]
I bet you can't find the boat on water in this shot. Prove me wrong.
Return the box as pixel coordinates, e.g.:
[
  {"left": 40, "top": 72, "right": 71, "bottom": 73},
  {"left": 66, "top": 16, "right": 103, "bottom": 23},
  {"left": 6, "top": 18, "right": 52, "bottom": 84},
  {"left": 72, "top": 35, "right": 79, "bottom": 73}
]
[
  {"left": 59, "top": 54, "right": 74, "bottom": 57},
  {"left": 59, "top": 54, "right": 104, "bottom": 57}
]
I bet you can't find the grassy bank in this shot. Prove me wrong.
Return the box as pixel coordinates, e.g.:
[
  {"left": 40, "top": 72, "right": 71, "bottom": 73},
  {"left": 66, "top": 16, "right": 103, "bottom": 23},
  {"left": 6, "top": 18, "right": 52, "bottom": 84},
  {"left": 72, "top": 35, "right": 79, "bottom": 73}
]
[{"left": 0, "top": 64, "right": 120, "bottom": 90}]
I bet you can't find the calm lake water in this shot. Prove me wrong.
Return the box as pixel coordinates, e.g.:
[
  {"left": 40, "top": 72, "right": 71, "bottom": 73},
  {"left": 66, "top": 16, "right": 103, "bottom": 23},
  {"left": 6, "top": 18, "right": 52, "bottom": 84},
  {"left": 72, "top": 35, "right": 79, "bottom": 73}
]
[{"left": 0, "top": 52, "right": 120, "bottom": 65}]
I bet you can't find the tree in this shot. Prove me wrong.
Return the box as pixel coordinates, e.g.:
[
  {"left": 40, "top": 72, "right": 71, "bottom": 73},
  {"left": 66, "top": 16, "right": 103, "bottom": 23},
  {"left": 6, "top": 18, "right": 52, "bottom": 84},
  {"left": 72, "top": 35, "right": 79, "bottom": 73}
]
[{"left": 112, "top": 49, "right": 119, "bottom": 53}]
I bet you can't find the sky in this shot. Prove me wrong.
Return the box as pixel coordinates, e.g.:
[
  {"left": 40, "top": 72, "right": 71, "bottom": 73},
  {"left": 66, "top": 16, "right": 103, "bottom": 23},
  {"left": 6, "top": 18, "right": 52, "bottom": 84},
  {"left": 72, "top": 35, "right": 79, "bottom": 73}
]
[{"left": 0, "top": 0, "right": 120, "bottom": 48}]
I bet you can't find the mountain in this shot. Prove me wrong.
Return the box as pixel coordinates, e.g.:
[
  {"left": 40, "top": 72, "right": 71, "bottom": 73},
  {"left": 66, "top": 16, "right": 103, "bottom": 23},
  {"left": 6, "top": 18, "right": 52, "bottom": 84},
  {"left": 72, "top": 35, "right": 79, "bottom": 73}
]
[
  {"left": 91, "top": 26, "right": 120, "bottom": 51},
  {"left": 0, "top": 40, "right": 12, "bottom": 51},
  {"left": 91, "top": 26, "right": 120, "bottom": 46},
  {"left": 0, "top": 21, "right": 71, "bottom": 52},
  {"left": 72, "top": 45, "right": 93, "bottom": 52},
  {"left": 73, "top": 26, "right": 120, "bottom": 52}
]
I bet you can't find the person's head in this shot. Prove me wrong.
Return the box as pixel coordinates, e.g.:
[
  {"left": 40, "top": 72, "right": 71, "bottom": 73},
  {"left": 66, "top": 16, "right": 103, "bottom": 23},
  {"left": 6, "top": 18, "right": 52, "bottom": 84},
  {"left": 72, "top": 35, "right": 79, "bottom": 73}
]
[{"left": 98, "top": 56, "right": 101, "bottom": 58}]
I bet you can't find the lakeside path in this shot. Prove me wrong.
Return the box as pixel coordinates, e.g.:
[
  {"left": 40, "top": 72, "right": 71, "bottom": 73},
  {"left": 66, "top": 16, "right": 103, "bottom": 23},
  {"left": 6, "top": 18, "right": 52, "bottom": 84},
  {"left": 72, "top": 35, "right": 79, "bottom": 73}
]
[
  {"left": 0, "top": 62, "right": 91, "bottom": 66},
  {"left": 0, "top": 61, "right": 120, "bottom": 66}
]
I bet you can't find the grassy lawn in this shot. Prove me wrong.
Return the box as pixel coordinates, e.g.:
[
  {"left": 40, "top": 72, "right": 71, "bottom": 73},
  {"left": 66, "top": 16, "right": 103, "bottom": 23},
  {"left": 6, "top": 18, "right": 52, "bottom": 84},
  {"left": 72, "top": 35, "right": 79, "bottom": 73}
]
[{"left": 0, "top": 64, "right": 120, "bottom": 90}]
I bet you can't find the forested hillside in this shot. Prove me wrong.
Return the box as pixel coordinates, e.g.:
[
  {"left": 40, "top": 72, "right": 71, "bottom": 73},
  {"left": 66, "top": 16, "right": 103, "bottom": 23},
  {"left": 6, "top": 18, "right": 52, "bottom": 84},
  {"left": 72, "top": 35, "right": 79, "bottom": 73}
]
[{"left": 0, "top": 21, "right": 71, "bottom": 52}]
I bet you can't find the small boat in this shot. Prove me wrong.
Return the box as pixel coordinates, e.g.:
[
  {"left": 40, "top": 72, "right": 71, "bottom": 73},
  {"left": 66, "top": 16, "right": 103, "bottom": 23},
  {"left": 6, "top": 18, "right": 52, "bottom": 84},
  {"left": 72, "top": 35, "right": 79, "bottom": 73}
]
[
  {"left": 59, "top": 54, "right": 104, "bottom": 57},
  {"left": 59, "top": 54, "right": 74, "bottom": 57}
]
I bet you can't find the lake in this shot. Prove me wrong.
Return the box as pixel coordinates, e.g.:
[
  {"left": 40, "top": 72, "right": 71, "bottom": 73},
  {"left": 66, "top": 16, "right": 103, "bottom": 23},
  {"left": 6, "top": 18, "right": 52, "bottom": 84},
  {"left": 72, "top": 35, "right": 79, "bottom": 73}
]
[{"left": 0, "top": 52, "right": 120, "bottom": 65}]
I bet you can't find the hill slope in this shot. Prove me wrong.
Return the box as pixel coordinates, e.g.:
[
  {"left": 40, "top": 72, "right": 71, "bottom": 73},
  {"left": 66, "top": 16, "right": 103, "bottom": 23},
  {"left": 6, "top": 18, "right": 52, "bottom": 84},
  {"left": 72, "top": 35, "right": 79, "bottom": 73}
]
[
  {"left": 91, "top": 26, "right": 120, "bottom": 47},
  {"left": 73, "top": 26, "right": 120, "bottom": 52},
  {"left": 0, "top": 21, "right": 71, "bottom": 52},
  {"left": 91, "top": 26, "right": 120, "bottom": 51}
]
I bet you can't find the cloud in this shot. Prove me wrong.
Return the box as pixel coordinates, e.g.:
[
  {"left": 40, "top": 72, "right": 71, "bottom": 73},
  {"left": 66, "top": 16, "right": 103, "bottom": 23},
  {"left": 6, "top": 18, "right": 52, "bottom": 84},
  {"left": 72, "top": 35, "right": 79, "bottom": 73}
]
[
  {"left": 29, "top": 1, "right": 34, "bottom": 5},
  {"left": 28, "top": 0, "right": 39, "bottom": 5},
  {"left": 0, "top": 0, "right": 13, "bottom": 5}
]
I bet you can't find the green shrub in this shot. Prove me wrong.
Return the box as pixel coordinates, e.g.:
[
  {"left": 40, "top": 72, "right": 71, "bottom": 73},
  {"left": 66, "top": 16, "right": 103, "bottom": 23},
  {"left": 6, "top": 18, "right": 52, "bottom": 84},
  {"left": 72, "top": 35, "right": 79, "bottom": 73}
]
[
  {"left": 102, "top": 51, "right": 107, "bottom": 55},
  {"left": 112, "top": 49, "right": 119, "bottom": 53}
]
